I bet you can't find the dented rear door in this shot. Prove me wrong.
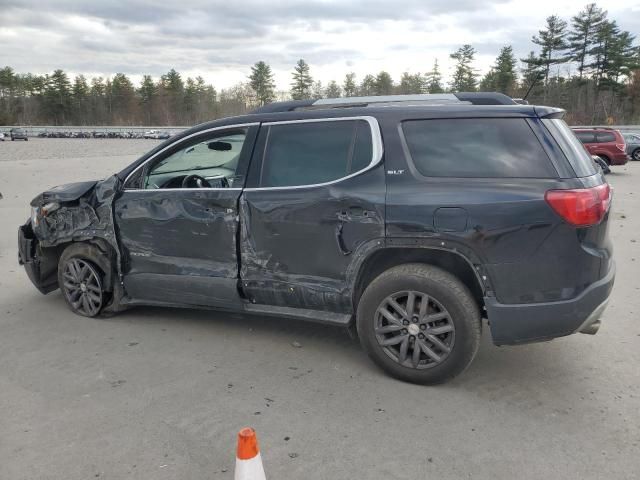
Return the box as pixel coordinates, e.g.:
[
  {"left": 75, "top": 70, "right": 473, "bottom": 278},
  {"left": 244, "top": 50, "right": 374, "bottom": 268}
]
[{"left": 239, "top": 117, "right": 386, "bottom": 313}]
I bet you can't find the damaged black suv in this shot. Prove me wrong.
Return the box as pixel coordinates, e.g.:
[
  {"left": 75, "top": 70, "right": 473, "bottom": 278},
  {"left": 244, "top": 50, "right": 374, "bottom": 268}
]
[{"left": 18, "top": 93, "right": 615, "bottom": 384}]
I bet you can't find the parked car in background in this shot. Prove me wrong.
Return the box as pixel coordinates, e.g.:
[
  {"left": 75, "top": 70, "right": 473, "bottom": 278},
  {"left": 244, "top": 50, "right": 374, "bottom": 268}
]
[
  {"left": 0, "top": 132, "right": 5, "bottom": 141},
  {"left": 572, "top": 128, "right": 628, "bottom": 165},
  {"left": 19, "top": 93, "right": 615, "bottom": 385},
  {"left": 623, "top": 133, "right": 640, "bottom": 161},
  {"left": 10, "top": 128, "right": 28, "bottom": 141},
  {"left": 143, "top": 130, "right": 170, "bottom": 140}
]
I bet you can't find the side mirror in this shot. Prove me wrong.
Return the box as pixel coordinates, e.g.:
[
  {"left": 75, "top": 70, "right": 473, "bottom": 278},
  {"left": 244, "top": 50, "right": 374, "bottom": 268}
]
[{"left": 208, "top": 141, "right": 232, "bottom": 151}]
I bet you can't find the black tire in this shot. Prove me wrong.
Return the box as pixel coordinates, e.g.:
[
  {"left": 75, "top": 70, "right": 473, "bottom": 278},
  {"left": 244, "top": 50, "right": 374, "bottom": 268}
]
[
  {"left": 57, "top": 243, "right": 109, "bottom": 317},
  {"left": 598, "top": 155, "right": 611, "bottom": 166},
  {"left": 356, "top": 263, "right": 481, "bottom": 385},
  {"left": 632, "top": 148, "right": 640, "bottom": 161}
]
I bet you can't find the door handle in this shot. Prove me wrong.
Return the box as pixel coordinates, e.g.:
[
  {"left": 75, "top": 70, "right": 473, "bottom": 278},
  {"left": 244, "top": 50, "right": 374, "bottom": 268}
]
[{"left": 337, "top": 207, "right": 369, "bottom": 221}]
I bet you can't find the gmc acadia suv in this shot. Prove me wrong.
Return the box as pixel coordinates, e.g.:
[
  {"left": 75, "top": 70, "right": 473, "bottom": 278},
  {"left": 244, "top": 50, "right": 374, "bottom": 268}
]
[{"left": 18, "top": 93, "right": 615, "bottom": 384}]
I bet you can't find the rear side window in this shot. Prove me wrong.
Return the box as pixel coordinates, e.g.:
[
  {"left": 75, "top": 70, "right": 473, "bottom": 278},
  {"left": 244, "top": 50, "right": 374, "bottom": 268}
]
[
  {"left": 401, "top": 118, "right": 557, "bottom": 178},
  {"left": 259, "top": 119, "right": 374, "bottom": 187},
  {"left": 543, "top": 120, "right": 597, "bottom": 177},
  {"left": 574, "top": 131, "right": 595, "bottom": 143},
  {"left": 596, "top": 132, "right": 616, "bottom": 143}
]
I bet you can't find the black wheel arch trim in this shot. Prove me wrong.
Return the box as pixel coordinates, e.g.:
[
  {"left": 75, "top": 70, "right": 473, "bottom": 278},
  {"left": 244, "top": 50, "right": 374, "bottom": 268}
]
[{"left": 346, "top": 237, "right": 492, "bottom": 310}]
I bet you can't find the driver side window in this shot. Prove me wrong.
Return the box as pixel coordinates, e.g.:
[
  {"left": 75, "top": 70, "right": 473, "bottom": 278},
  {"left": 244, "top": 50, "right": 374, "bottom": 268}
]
[{"left": 144, "top": 128, "right": 248, "bottom": 189}]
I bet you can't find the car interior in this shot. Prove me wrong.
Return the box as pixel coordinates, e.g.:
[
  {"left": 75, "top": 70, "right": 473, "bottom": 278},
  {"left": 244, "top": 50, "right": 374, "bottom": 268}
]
[{"left": 145, "top": 131, "right": 246, "bottom": 189}]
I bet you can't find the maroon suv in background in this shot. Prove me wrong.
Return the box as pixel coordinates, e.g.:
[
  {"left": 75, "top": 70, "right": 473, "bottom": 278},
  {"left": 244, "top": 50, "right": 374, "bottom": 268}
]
[{"left": 572, "top": 128, "right": 629, "bottom": 166}]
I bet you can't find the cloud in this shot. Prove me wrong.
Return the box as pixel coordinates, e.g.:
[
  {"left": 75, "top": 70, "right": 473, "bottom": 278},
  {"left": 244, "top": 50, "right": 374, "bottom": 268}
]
[{"left": 0, "top": 0, "right": 636, "bottom": 89}]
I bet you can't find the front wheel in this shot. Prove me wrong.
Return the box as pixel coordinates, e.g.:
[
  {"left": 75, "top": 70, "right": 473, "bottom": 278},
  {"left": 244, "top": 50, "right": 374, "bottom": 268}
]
[
  {"left": 632, "top": 148, "right": 640, "bottom": 161},
  {"left": 58, "top": 244, "right": 107, "bottom": 317},
  {"left": 356, "top": 264, "right": 481, "bottom": 385}
]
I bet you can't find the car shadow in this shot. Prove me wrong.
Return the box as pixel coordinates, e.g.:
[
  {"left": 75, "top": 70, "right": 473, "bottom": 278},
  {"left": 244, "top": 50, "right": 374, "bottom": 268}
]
[{"left": 94, "top": 301, "right": 590, "bottom": 390}]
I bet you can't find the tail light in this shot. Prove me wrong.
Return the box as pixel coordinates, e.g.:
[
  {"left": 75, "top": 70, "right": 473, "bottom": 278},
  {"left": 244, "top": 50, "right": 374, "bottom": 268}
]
[
  {"left": 545, "top": 183, "right": 611, "bottom": 227},
  {"left": 615, "top": 143, "right": 626, "bottom": 152}
]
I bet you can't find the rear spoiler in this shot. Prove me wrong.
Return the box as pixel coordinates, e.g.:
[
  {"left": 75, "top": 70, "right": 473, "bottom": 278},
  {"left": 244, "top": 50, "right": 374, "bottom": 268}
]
[{"left": 535, "top": 106, "right": 565, "bottom": 119}]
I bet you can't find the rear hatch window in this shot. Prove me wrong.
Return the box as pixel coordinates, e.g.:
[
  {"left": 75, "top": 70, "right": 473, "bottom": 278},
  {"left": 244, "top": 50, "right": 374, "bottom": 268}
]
[
  {"left": 401, "top": 118, "right": 557, "bottom": 178},
  {"left": 543, "top": 119, "right": 597, "bottom": 177}
]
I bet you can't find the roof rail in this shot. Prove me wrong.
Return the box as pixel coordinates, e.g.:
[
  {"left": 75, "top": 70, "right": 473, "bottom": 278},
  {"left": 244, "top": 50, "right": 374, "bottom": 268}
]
[{"left": 250, "top": 92, "right": 517, "bottom": 114}]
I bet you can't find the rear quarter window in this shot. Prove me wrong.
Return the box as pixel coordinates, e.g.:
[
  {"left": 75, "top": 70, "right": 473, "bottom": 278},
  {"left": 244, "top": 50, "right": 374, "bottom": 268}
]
[
  {"left": 401, "top": 118, "right": 557, "bottom": 178},
  {"left": 543, "top": 120, "right": 597, "bottom": 177},
  {"left": 595, "top": 132, "right": 616, "bottom": 143}
]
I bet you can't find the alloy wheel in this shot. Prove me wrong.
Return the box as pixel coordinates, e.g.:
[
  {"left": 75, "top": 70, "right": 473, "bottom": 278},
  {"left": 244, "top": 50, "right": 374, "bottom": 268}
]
[
  {"left": 374, "top": 290, "right": 455, "bottom": 369},
  {"left": 62, "top": 258, "right": 103, "bottom": 316}
]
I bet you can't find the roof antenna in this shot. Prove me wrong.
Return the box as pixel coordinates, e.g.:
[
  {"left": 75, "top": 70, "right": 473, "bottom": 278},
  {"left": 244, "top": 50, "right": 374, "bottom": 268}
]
[{"left": 523, "top": 71, "right": 544, "bottom": 102}]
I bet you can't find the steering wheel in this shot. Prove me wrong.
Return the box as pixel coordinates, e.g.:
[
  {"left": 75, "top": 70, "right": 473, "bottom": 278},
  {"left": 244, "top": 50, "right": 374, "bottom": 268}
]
[{"left": 181, "top": 174, "right": 212, "bottom": 188}]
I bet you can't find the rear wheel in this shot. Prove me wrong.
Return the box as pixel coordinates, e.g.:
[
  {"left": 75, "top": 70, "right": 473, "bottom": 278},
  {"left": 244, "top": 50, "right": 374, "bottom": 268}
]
[
  {"left": 356, "top": 264, "right": 481, "bottom": 385},
  {"left": 632, "top": 148, "right": 640, "bottom": 161},
  {"left": 58, "top": 244, "right": 107, "bottom": 317},
  {"left": 599, "top": 155, "right": 611, "bottom": 166}
]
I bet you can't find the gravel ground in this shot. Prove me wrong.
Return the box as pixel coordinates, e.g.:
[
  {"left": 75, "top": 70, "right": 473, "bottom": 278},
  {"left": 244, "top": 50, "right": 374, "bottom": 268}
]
[{"left": 0, "top": 139, "right": 639, "bottom": 480}]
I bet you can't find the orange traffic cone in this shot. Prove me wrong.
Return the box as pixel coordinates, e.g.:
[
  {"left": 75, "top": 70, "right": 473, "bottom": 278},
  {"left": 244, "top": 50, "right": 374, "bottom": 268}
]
[{"left": 235, "top": 427, "right": 266, "bottom": 480}]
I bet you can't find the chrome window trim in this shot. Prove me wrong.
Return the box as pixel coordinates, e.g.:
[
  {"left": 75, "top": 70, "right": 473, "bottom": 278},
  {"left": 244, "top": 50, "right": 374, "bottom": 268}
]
[
  {"left": 244, "top": 116, "right": 383, "bottom": 191},
  {"left": 122, "top": 122, "right": 259, "bottom": 192}
]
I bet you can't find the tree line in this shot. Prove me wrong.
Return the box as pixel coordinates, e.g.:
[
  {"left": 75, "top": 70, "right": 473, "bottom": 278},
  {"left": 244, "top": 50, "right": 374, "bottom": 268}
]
[{"left": 0, "top": 3, "right": 638, "bottom": 126}]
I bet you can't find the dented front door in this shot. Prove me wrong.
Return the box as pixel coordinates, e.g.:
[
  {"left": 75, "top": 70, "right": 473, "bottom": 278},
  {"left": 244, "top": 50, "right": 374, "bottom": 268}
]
[{"left": 113, "top": 125, "right": 257, "bottom": 308}]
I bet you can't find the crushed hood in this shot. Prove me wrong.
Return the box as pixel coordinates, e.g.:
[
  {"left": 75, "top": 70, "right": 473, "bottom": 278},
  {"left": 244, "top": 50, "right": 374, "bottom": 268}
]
[{"left": 30, "top": 180, "right": 98, "bottom": 207}]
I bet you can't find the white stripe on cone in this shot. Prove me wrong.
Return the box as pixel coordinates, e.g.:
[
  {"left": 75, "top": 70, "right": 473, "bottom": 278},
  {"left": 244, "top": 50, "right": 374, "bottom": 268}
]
[{"left": 235, "top": 452, "right": 266, "bottom": 480}]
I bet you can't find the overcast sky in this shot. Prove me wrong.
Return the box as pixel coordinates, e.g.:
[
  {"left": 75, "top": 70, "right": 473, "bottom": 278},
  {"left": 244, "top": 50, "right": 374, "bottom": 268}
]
[{"left": 1, "top": 0, "right": 638, "bottom": 91}]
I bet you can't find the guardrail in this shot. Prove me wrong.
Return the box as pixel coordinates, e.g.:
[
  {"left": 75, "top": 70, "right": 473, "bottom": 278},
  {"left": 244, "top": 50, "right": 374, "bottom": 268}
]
[{"left": 0, "top": 126, "right": 188, "bottom": 137}]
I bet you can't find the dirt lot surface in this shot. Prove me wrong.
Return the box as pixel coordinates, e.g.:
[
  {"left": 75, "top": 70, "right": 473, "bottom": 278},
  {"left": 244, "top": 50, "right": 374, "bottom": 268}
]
[{"left": 1, "top": 138, "right": 639, "bottom": 479}]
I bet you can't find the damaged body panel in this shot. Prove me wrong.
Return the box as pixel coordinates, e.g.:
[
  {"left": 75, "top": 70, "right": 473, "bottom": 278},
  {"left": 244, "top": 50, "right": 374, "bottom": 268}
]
[
  {"left": 19, "top": 176, "right": 124, "bottom": 310},
  {"left": 114, "top": 188, "right": 244, "bottom": 308}
]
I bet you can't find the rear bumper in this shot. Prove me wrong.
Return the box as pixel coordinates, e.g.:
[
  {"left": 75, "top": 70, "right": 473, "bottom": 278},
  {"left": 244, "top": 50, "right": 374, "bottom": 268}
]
[
  {"left": 610, "top": 153, "right": 629, "bottom": 165},
  {"left": 485, "top": 262, "right": 615, "bottom": 345}
]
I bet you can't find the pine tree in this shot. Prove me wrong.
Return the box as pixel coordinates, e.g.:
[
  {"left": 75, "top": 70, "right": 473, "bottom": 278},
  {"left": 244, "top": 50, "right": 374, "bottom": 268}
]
[
  {"left": 290, "top": 59, "right": 313, "bottom": 100},
  {"left": 398, "top": 72, "right": 425, "bottom": 94},
  {"left": 492, "top": 46, "right": 518, "bottom": 94},
  {"left": 43, "top": 69, "right": 72, "bottom": 124},
  {"left": 138, "top": 75, "right": 156, "bottom": 125},
  {"left": 374, "top": 71, "right": 394, "bottom": 95},
  {"left": 72, "top": 75, "right": 89, "bottom": 124},
  {"left": 183, "top": 77, "right": 198, "bottom": 122},
  {"left": 425, "top": 59, "right": 444, "bottom": 93},
  {"left": 110, "top": 73, "right": 136, "bottom": 124},
  {"left": 520, "top": 51, "right": 544, "bottom": 99},
  {"left": 312, "top": 80, "right": 324, "bottom": 99},
  {"left": 591, "top": 22, "right": 638, "bottom": 89},
  {"left": 359, "top": 74, "right": 376, "bottom": 95},
  {"left": 325, "top": 80, "right": 342, "bottom": 98},
  {"left": 160, "top": 68, "right": 184, "bottom": 124},
  {"left": 590, "top": 20, "right": 620, "bottom": 85},
  {"left": 480, "top": 70, "right": 497, "bottom": 92},
  {"left": 568, "top": 3, "right": 607, "bottom": 79},
  {"left": 529, "top": 15, "right": 570, "bottom": 85},
  {"left": 248, "top": 61, "right": 275, "bottom": 106},
  {"left": 343, "top": 73, "right": 357, "bottom": 97},
  {"left": 449, "top": 45, "right": 478, "bottom": 91}
]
